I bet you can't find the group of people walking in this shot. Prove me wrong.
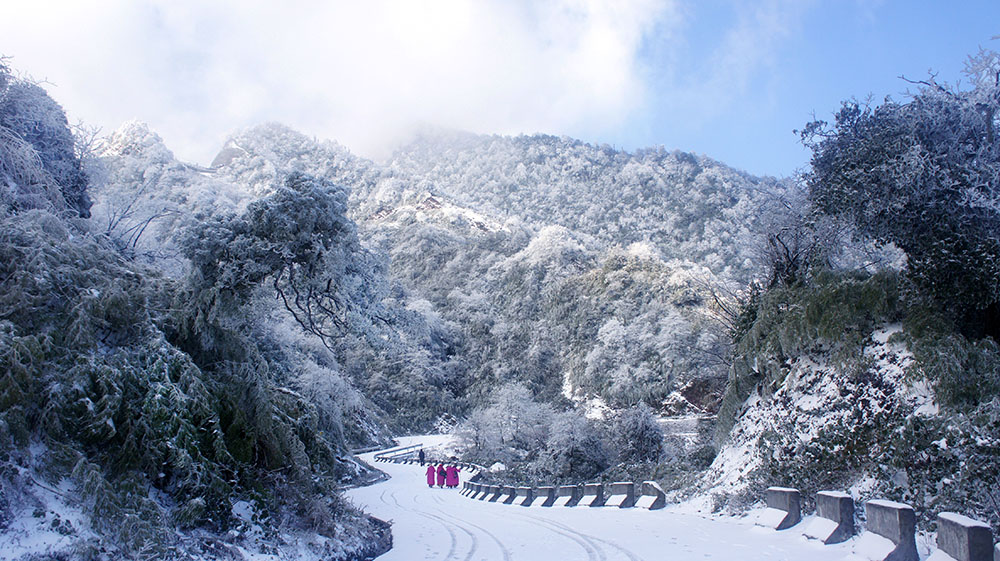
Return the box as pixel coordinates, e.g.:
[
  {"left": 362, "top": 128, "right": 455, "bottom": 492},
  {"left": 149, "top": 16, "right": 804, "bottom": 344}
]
[
  {"left": 425, "top": 462, "right": 461, "bottom": 488},
  {"left": 417, "top": 448, "right": 461, "bottom": 488}
]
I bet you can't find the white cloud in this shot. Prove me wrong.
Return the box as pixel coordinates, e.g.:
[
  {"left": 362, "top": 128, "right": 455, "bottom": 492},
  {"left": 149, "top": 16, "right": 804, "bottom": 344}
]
[
  {"left": 2, "top": 0, "right": 680, "bottom": 163},
  {"left": 661, "top": 0, "right": 812, "bottom": 122}
]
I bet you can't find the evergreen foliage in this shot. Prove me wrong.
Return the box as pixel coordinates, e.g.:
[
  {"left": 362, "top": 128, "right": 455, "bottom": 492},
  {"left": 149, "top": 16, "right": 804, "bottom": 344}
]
[
  {"left": 0, "top": 64, "right": 90, "bottom": 217},
  {"left": 181, "top": 172, "right": 363, "bottom": 345},
  {"left": 0, "top": 60, "right": 391, "bottom": 559},
  {"left": 802, "top": 49, "right": 1000, "bottom": 338}
]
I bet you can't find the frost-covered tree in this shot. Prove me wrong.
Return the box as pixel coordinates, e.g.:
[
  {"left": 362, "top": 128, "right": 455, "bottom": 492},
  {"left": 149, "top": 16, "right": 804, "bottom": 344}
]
[
  {"left": 454, "top": 382, "right": 554, "bottom": 463},
  {"left": 612, "top": 402, "right": 664, "bottom": 462},
  {"left": 0, "top": 61, "right": 90, "bottom": 217},
  {"left": 532, "top": 412, "right": 610, "bottom": 481},
  {"left": 802, "top": 48, "right": 1000, "bottom": 338},
  {"left": 89, "top": 122, "right": 247, "bottom": 264},
  {"left": 181, "top": 172, "right": 370, "bottom": 346}
]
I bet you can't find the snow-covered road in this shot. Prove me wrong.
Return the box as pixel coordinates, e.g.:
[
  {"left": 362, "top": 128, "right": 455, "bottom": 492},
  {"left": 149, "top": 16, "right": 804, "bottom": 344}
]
[{"left": 346, "top": 437, "right": 856, "bottom": 561}]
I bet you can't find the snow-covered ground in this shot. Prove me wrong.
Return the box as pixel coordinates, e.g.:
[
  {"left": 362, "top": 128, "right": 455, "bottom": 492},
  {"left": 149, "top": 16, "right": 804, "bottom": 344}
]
[{"left": 347, "top": 436, "right": 856, "bottom": 561}]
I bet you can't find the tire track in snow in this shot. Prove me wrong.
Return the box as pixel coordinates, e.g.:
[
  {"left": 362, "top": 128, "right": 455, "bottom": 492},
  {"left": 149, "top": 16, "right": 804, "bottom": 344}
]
[
  {"left": 421, "top": 510, "right": 479, "bottom": 561},
  {"left": 433, "top": 509, "right": 512, "bottom": 561},
  {"left": 388, "top": 489, "right": 402, "bottom": 508},
  {"left": 510, "top": 513, "right": 602, "bottom": 561},
  {"left": 406, "top": 492, "right": 460, "bottom": 560},
  {"left": 590, "top": 535, "right": 643, "bottom": 561},
  {"left": 526, "top": 516, "right": 644, "bottom": 561},
  {"left": 416, "top": 494, "right": 475, "bottom": 560},
  {"left": 389, "top": 475, "right": 587, "bottom": 561},
  {"left": 371, "top": 457, "right": 607, "bottom": 561}
]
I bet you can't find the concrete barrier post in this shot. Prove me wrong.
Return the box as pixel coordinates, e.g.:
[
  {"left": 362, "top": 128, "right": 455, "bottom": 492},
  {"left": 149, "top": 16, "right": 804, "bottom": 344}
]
[
  {"left": 636, "top": 481, "right": 666, "bottom": 510},
  {"left": 756, "top": 487, "right": 801, "bottom": 530},
  {"left": 853, "top": 499, "right": 918, "bottom": 561},
  {"left": 582, "top": 483, "right": 607, "bottom": 507},
  {"left": 928, "top": 512, "right": 993, "bottom": 561},
  {"left": 554, "top": 485, "right": 583, "bottom": 507},
  {"left": 476, "top": 484, "right": 491, "bottom": 500},
  {"left": 803, "top": 491, "right": 854, "bottom": 544},
  {"left": 502, "top": 486, "right": 517, "bottom": 505},
  {"left": 606, "top": 482, "right": 636, "bottom": 508},
  {"left": 488, "top": 485, "right": 504, "bottom": 502},
  {"left": 516, "top": 487, "right": 535, "bottom": 507},
  {"left": 536, "top": 486, "right": 557, "bottom": 507}
]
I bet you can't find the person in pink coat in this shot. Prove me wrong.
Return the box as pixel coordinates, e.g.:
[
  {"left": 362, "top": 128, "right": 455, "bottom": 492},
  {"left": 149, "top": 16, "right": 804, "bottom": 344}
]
[
  {"left": 425, "top": 464, "right": 436, "bottom": 488},
  {"left": 445, "top": 464, "right": 461, "bottom": 488},
  {"left": 436, "top": 464, "right": 446, "bottom": 487}
]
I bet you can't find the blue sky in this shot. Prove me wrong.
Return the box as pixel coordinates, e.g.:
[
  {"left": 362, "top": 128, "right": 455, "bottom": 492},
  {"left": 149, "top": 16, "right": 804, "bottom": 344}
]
[
  {"left": 2, "top": 0, "right": 997, "bottom": 177},
  {"left": 608, "top": 1, "right": 1000, "bottom": 176}
]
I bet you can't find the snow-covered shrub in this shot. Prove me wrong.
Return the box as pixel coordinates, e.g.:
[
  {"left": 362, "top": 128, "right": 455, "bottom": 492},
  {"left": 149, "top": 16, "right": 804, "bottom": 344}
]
[
  {"left": 455, "top": 383, "right": 617, "bottom": 483},
  {"left": 531, "top": 412, "right": 610, "bottom": 482},
  {"left": 908, "top": 327, "right": 1000, "bottom": 410},
  {"left": 612, "top": 403, "right": 664, "bottom": 462},
  {"left": 454, "top": 383, "right": 554, "bottom": 465}
]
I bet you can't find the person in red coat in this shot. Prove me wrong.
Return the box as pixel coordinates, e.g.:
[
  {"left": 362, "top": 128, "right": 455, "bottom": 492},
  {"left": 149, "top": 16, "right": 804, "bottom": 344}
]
[
  {"left": 425, "top": 464, "right": 436, "bottom": 487},
  {"left": 445, "top": 465, "right": 461, "bottom": 488},
  {"left": 436, "top": 464, "right": 446, "bottom": 487}
]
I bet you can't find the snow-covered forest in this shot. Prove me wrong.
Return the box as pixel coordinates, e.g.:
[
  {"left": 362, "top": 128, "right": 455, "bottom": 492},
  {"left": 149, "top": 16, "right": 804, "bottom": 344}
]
[{"left": 1, "top": 46, "right": 999, "bottom": 560}]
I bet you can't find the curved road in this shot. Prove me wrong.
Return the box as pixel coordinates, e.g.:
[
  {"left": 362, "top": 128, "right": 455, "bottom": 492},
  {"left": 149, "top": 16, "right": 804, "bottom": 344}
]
[{"left": 346, "top": 437, "right": 855, "bottom": 561}]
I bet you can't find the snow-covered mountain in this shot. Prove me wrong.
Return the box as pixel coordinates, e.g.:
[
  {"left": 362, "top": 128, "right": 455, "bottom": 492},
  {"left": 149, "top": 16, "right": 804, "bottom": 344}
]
[
  {"left": 189, "top": 124, "right": 785, "bottom": 416},
  {"left": 85, "top": 117, "right": 1000, "bottom": 532}
]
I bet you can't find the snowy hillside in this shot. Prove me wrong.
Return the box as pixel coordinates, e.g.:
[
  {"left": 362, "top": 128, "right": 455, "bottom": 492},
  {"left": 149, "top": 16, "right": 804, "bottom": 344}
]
[
  {"left": 701, "top": 267, "right": 1000, "bottom": 529},
  {"left": 201, "top": 124, "right": 774, "bottom": 415},
  {"left": 387, "top": 129, "right": 784, "bottom": 284},
  {"left": 705, "top": 324, "right": 925, "bottom": 500}
]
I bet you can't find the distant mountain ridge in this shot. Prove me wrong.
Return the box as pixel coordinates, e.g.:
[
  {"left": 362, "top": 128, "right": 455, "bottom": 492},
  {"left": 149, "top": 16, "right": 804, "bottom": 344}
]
[{"left": 384, "top": 129, "right": 784, "bottom": 284}]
